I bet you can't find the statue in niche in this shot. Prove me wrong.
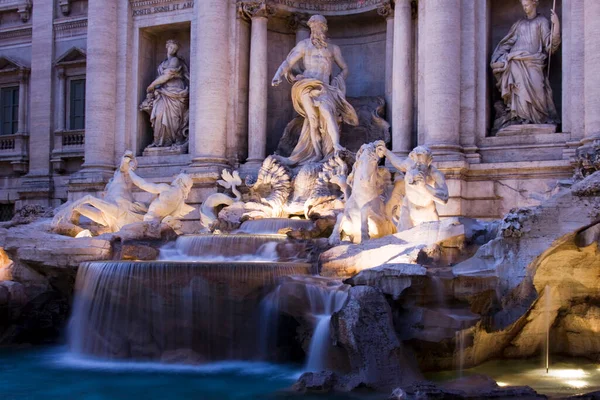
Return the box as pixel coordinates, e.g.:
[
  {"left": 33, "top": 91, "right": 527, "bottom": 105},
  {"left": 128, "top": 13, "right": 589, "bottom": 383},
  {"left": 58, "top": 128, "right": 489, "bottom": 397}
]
[
  {"left": 490, "top": 0, "right": 561, "bottom": 134},
  {"left": 383, "top": 145, "right": 449, "bottom": 232},
  {"left": 140, "top": 39, "right": 190, "bottom": 150},
  {"left": 52, "top": 151, "right": 195, "bottom": 236},
  {"left": 272, "top": 14, "right": 359, "bottom": 166}
]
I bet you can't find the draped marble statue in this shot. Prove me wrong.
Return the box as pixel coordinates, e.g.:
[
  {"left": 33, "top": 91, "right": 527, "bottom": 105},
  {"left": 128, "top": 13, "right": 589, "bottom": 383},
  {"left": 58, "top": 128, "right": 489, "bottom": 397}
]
[
  {"left": 490, "top": 0, "right": 561, "bottom": 133},
  {"left": 272, "top": 15, "right": 358, "bottom": 166},
  {"left": 140, "top": 39, "right": 190, "bottom": 149}
]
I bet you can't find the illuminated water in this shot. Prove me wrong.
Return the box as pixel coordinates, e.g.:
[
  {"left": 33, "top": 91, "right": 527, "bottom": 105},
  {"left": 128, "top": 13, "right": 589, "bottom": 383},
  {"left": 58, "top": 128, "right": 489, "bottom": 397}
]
[
  {"left": 0, "top": 347, "right": 374, "bottom": 400},
  {"left": 428, "top": 356, "right": 600, "bottom": 398}
]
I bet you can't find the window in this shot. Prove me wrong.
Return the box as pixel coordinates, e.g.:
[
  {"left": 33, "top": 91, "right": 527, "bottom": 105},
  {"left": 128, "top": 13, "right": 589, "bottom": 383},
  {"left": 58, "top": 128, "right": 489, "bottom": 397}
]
[
  {"left": 69, "top": 79, "right": 85, "bottom": 130},
  {"left": 0, "top": 86, "right": 18, "bottom": 135},
  {"left": 0, "top": 203, "right": 14, "bottom": 222}
]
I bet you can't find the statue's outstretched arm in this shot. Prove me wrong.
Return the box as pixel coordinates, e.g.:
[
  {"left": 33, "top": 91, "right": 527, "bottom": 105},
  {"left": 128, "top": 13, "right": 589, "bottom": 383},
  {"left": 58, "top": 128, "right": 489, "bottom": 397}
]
[
  {"left": 272, "top": 42, "right": 305, "bottom": 85},
  {"left": 128, "top": 167, "right": 169, "bottom": 195},
  {"left": 333, "top": 45, "right": 349, "bottom": 80},
  {"left": 383, "top": 148, "right": 410, "bottom": 172}
]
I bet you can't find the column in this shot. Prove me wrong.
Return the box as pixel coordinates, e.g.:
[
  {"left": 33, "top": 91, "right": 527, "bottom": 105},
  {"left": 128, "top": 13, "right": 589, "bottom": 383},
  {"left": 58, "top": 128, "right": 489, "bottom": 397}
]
[
  {"left": 21, "top": 0, "right": 53, "bottom": 201},
  {"left": 189, "top": 0, "right": 231, "bottom": 168},
  {"left": 391, "top": 0, "right": 413, "bottom": 156},
  {"left": 56, "top": 68, "right": 66, "bottom": 132},
  {"left": 244, "top": 2, "right": 270, "bottom": 165},
  {"left": 79, "top": 0, "right": 118, "bottom": 176},
  {"left": 378, "top": 3, "right": 395, "bottom": 141},
  {"left": 583, "top": 0, "right": 600, "bottom": 144},
  {"left": 388, "top": 0, "right": 414, "bottom": 156},
  {"left": 421, "top": 0, "right": 462, "bottom": 159},
  {"left": 16, "top": 71, "right": 28, "bottom": 134}
]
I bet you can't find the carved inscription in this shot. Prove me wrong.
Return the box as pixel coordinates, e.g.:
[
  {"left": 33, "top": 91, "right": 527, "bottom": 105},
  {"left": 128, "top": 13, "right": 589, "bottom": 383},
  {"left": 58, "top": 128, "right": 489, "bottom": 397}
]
[
  {"left": 271, "top": 0, "right": 385, "bottom": 12},
  {"left": 132, "top": 1, "right": 194, "bottom": 17}
]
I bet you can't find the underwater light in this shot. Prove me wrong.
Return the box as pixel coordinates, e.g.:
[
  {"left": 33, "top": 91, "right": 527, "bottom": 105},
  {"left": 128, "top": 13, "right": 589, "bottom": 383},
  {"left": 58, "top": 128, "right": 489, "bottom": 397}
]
[
  {"left": 564, "top": 380, "right": 588, "bottom": 389},
  {"left": 547, "top": 369, "right": 587, "bottom": 379}
]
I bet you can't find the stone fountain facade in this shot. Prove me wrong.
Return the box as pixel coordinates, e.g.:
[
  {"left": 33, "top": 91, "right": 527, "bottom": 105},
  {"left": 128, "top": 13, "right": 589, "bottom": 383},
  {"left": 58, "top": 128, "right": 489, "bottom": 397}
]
[{"left": 0, "top": 0, "right": 597, "bottom": 224}]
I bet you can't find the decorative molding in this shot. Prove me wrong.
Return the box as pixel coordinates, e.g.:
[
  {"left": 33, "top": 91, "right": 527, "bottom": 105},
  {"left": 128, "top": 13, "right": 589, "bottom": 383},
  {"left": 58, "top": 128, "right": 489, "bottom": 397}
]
[
  {"left": 55, "top": 47, "right": 86, "bottom": 67},
  {"left": 0, "top": 26, "right": 30, "bottom": 44},
  {"left": 54, "top": 17, "right": 87, "bottom": 39},
  {"left": 0, "top": 0, "right": 31, "bottom": 22},
  {"left": 130, "top": 0, "right": 194, "bottom": 17},
  {"left": 0, "top": 55, "right": 29, "bottom": 75},
  {"left": 267, "top": 0, "right": 387, "bottom": 15}
]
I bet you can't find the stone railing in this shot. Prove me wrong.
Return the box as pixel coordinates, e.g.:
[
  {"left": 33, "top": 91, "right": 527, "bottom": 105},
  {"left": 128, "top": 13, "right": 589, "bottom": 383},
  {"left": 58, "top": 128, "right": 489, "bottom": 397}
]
[
  {"left": 0, "top": 132, "right": 28, "bottom": 173},
  {"left": 51, "top": 129, "right": 85, "bottom": 172}
]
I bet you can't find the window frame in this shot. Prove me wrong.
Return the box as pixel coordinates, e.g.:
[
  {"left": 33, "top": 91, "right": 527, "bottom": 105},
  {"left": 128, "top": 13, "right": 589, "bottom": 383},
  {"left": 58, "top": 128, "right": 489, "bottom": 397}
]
[
  {"left": 67, "top": 76, "right": 86, "bottom": 131},
  {"left": 0, "top": 83, "right": 19, "bottom": 136}
]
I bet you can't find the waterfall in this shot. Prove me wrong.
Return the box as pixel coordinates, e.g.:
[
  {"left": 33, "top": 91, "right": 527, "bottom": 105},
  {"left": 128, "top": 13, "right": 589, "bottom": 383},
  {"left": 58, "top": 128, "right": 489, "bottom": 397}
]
[
  {"left": 545, "top": 285, "right": 552, "bottom": 374},
  {"left": 69, "top": 261, "right": 312, "bottom": 362},
  {"left": 455, "top": 330, "right": 467, "bottom": 378},
  {"left": 238, "top": 219, "right": 315, "bottom": 234},
  {"left": 304, "top": 281, "right": 349, "bottom": 372},
  {"left": 430, "top": 275, "right": 447, "bottom": 308},
  {"left": 257, "top": 276, "right": 349, "bottom": 371},
  {"left": 159, "top": 234, "right": 290, "bottom": 261}
]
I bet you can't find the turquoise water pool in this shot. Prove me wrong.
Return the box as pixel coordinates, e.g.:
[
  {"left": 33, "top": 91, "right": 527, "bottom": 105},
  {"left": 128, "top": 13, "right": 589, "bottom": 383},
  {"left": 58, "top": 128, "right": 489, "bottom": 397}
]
[{"left": 0, "top": 347, "right": 371, "bottom": 400}]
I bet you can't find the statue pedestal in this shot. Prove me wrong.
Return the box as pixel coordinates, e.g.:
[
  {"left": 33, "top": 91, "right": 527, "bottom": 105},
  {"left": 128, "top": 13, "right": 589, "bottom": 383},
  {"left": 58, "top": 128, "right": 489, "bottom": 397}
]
[
  {"left": 497, "top": 124, "right": 557, "bottom": 137},
  {"left": 143, "top": 144, "right": 188, "bottom": 157}
]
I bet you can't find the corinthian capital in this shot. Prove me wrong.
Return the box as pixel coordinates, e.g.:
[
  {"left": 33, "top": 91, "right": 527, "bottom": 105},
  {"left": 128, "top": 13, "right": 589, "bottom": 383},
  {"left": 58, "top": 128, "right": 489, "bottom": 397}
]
[
  {"left": 377, "top": 2, "right": 394, "bottom": 20},
  {"left": 287, "top": 12, "right": 309, "bottom": 32},
  {"left": 238, "top": 1, "right": 273, "bottom": 20}
]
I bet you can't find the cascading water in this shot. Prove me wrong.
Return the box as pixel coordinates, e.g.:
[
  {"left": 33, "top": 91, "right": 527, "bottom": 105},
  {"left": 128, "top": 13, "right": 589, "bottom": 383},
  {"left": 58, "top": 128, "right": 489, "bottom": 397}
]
[
  {"left": 237, "top": 218, "right": 315, "bottom": 234},
  {"left": 68, "top": 228, "right": 315, "bottom": 363},
  {"left": 430, "top": 275, "right": 447, "bottom": 308},
  {"left": 545, "top": 285, "right": 552, "bottom": 374},
  {"left": 158, "top": 234, "right": 299, "bottom": 261},
  {"left": 455, "top": 330, "right": 467, "bottom": 378},
  {"left": 258, "top": 276, "right": 349, "bottom": 371},
  {"left": 305, "top": 283, "right": 349, "bottom": 372}
]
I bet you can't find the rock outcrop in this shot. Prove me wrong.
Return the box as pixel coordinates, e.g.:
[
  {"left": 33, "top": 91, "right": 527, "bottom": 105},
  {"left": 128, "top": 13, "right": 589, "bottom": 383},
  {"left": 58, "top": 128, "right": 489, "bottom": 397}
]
[
  {"left": 320, "top": 218, "right": 470, "bottom": 278},
  {"left": 296, "top": 286, "right": 422, "bottom": 392}
]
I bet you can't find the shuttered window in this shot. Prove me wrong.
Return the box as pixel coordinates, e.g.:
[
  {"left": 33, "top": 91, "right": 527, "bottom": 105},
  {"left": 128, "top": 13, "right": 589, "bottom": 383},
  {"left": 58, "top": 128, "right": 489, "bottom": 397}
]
[
  {"left": 0, "top": 86, "right": 18, "bottom": 135},
  {"left": 69, "top": 79, "right": 85, "bottom": 130}
]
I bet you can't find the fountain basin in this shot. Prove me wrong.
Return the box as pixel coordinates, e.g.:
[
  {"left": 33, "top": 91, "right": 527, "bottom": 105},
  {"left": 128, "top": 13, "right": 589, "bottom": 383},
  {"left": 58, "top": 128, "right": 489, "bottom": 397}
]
[{"left": 69, "top": 261, "right": 313, "bottom": 363}]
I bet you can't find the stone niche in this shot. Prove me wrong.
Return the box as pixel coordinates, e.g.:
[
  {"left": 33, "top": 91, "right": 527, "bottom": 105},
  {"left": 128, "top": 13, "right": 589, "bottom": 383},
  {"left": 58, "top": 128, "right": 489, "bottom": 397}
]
[
  {"left": 488, "top": 0, "right": 563, "bottom": 136},
  {"left": 266, "top": 10, "right": 387, "bottom": 155},
  {"left": 136, "top": 22, "right": 191, "bottom": 155}
]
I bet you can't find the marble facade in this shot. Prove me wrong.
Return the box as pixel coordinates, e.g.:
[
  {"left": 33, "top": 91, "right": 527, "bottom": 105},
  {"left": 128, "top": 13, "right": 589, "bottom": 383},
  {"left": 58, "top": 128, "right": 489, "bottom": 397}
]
[{"left": 0, "top": 0, "right": 597, "bottom": 222}]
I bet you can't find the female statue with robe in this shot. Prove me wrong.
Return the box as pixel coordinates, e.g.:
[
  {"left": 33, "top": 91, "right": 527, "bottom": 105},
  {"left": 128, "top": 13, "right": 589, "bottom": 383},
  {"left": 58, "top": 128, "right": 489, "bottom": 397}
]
[
  {"left": 140, "top": 39, "right": 190, "bottom": 148},
  {"left": 490, "top": 0, "right": 560, "bottom": 131}
]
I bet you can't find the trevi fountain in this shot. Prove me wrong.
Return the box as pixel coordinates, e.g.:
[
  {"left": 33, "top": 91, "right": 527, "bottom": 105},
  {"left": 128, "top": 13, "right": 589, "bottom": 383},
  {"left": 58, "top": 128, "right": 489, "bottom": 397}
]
[{"left": 0, "top": 0, "right": 600, "bottom": 399}]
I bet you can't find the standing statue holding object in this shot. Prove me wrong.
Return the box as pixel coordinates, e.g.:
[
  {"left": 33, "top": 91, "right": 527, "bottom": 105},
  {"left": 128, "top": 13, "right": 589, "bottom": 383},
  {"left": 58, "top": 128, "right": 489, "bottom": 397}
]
[
  {"left": 272, "top": 15, "right": 358, "bottom": 166},
  {"left": 490, "top": 0, "right": 560, "bottom": 131}
]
